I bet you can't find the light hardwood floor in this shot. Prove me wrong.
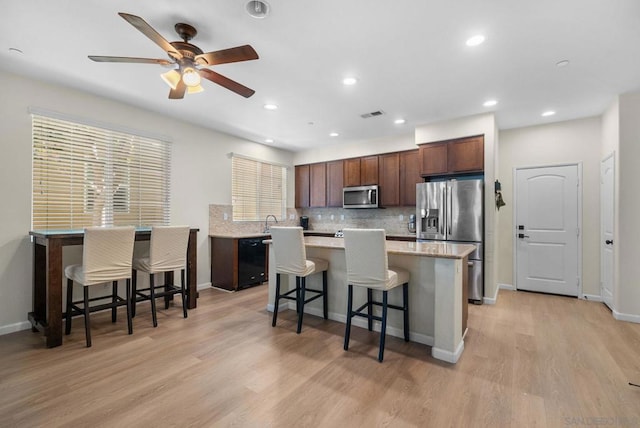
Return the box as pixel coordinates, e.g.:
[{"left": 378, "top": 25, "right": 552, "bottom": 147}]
[{"left": 1, "top": 286, "right": 639, "bottom": 427}]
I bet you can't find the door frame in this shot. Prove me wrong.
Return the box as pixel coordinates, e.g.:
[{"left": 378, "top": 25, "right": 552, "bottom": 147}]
[
  {"left": 512, "top": 162, "right": 583, "bottom": 298},
  {"left": 600, "top": 151, "right": 615, "bottom": 309}
]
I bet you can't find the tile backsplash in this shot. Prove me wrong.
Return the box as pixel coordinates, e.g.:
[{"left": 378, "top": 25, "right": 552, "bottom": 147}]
[{"left": 209, "top": 204, "right": 416, "bottom": 236}]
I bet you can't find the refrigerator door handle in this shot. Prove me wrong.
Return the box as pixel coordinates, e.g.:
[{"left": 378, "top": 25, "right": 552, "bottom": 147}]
[
  {"left": 447, "top": 183, "right": 452, "bottom": 237},
  {"left": 440, "top": 188, "right": 445, "bottom": 236}
]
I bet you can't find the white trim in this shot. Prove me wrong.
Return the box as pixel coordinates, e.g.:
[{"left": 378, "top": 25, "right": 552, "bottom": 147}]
[
  {"left": 582, "top": 294, "right": 604, "bottom": 302},
  {"left": 0, "top": 321, "right": 31, "bottom": 336},
  {"left": 612, "top": 310, "right": 640, "bottom": 324},
  {"left": 432, "top": 340, "right": 464, "bottom": 364},
  {"left": 197, "top": 282, "right": 214, "bottom": 291},
  {"left": 600, "top": 151, "right": 616, "bottom": 311},
  {"left": 483, "top": 283, "right": 501, "bottom": 304},
  {"left": 28, "top": 106, "right": 172, "bottom": 143},
  {"left": 499, "top": 283, "right": 515, "bottom": 291}
]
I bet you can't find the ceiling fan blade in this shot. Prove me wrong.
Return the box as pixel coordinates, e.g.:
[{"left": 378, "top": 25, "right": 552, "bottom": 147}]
[
  {"left": 195, "top": 45, "right": 259, "bottom": 66},
  {"left": 169, "top": 80, "right": 187, "bottom": 99},
  {"left": 199, "top": 69, "right": 255, "bottom": 98},
  {"left": 88, "top": 55, "right": 174, "bottom": 65},
  {"left": 118, "top": 12, "right": 182, "bottom": 60}
]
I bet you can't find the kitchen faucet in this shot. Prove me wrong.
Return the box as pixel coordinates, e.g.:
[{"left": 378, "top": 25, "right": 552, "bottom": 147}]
[{"left": 264, "top": 214, "right": 278, "bottom": 233}]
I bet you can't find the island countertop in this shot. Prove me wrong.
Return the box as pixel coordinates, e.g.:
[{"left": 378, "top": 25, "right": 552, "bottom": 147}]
[{"left": 265, "top": 236, "right": 476, "bottom": 260}]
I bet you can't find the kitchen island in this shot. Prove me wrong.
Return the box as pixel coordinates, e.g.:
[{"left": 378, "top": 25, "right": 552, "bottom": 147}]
[{"left": 265, "top": 236, "right": 475, "bottom": 364}]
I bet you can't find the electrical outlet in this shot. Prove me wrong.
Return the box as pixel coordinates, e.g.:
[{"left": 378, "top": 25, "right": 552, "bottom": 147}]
[
  {"left": 317, "top": 214, "right": 322, "bottom": 220},
  {"left": 330, "top": 214, "right": 334, "bottom": 221},
  {"left": 399, "top": 214, "right": 404, "bottom": 221},
  {"left": 223, "top": 213, "right": 228, "bottom": 220},
  {"left": 340, "top": 214, "right": 345, "bottom": 221},
  {"left": 289, "top": 214, "right": 295, "bottom": 220}
]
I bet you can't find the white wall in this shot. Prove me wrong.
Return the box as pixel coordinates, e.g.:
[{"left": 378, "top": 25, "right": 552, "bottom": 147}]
[
  {"left": 498, "top": 117, "right": 602, "bottom": 296},
  {"left": 0, "top": 70, "right": 294, "bottom": 333},
  {"left": 415, "top": 113, "right": 499, "bottom": 302},
  {"left": 617, "top": 91, "right": 640, "bottom": 319}
]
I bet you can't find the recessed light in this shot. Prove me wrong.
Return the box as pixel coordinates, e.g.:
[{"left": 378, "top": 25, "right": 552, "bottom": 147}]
[
  {"left": 263, "top": 104, "right": 278, "bottom": 110},
  {"left": 483, "top": 99, "right": 498, "bottom": 107},
  {"left": 394, "top": 119, "right": 406, "bottom": 125},
  {"left": 556, "top": 60, "right": 570, "bottom": 67},
  {"left": 342, "top": 77, "right": 358, "bottom": 86},
  {"left": 542, "top": 110, "right": 556, "bottom": 117},
  {"left": 329, "top": 132, "right": 339, "bottom": 137},
  {"left": 246, "top": 1, "right": 270, "bottom": 19},
  {"left": 265, "top": 138, "right": 274, "bottom": 143},
  {"left": 466, "top": 35, "right": 485, "bottom": 47}
]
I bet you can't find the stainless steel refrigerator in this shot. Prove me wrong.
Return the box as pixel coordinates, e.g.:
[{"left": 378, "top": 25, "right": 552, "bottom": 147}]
[{"left": 416, "top": 179, "right": 484, "bottom": 303}]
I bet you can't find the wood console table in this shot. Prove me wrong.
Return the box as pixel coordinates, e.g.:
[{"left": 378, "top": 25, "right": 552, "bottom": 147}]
[{"left": 28, "top": 228, "right": 199, "bottom": 348}]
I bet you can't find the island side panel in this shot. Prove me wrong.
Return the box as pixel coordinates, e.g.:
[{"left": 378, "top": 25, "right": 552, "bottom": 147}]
[{"left": 432, "top": 257, "right": 464, "bottom": 363}]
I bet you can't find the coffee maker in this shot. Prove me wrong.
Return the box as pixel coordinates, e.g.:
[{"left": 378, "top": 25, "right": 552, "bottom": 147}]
[{"left": 300, "top": 216, "right": 309, "bottom": 230}]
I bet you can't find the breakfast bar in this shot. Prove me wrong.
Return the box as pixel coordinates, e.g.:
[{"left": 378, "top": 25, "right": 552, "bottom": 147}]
[{"left": 265, "top": 236, "right": 475, "bottom": 363}]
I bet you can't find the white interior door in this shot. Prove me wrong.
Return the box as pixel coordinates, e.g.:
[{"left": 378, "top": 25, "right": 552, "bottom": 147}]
[
  {"left": 601, "top": 154, "right": 615, "bottom": 309},
  {"left": 515, "top": 165, "right": 580, "bottom": 296}
]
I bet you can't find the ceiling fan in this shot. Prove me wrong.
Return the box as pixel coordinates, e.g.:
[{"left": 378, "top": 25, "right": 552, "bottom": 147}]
[{"left": 89, "top": 12, "right": 259, "bottom": 99}]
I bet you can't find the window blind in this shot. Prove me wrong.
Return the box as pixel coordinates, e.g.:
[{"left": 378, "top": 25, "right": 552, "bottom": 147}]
[
  {"left": 32, "top": 114, "right": 171, "bottom": 230},
  {"left": 231, "top": 155, "right": 287, "bottom": 221}
]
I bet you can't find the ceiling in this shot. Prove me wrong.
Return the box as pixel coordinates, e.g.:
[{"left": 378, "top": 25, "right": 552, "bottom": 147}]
[{"left": 2, "top": 1, "right": 639, "bottom": 152}]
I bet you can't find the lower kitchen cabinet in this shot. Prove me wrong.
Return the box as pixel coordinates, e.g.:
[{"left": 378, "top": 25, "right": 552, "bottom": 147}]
[{"left": 210, "top": 236, "right": 268, "bottom": 291}]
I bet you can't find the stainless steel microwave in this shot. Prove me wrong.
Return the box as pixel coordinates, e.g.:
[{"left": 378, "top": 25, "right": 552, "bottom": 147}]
[{"left": 343, "top": 185, "right": 379, "bottom": 209}]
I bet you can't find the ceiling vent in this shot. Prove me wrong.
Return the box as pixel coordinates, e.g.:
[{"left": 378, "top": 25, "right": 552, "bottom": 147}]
[{"left": 360, "top": 110, "right": 385, "bottom": 119}]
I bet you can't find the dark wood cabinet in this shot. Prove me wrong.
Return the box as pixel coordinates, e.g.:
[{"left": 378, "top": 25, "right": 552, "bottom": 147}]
[
  {"left": 295, "top": 165, "right": 310, "bottom": 208},
  {"left": 399, "top": 150, "right": 422, "bottom": 206},
  {"left": 419, "top": 135, "right": 484, "bottom": 176},
  {"left": 378, "top": 152, "right": 400, "bottom": 206},
  {"left": 361, "top": 156, "right": 379, "bottom": 185},
  {"left": 448, "top": 135, "right": 484, "bottom": 173},
  {"left": 343, "top": 158, "right": 361, "bottom": 187},
  {"left": 419, "top": 142, "right": 448, "bottom": 176},
  {"left": 211, "top": 236, "right": 268, "bottom": 291},
  {"left": 309, "top": 163, "right": 327, "bottom": 207},
  {"left": 326, "top": 160, "right": 344, "bottom": 207}
]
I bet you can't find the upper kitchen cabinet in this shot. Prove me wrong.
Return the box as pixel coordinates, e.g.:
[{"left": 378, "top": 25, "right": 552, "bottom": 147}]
[
  {"left": 326, "top": 159, "right": 344, "bottom": 207},
  {"left": 343, "top": 156, "right": 379, "bottom": 186},
  {"left": 419, "top": 135, "right": 484, "bottom": 176},
  {"left": 309, "top": 162, "right": 327, "bottom": 207},
  {"left": 399, "top": 150, "right": 422, "bottom": 206},
  {"left": 379, "top": 152, "right": 400, "bottom": 206},
  {"left": 295, "top": 164, "right": 310, "bottom": 208},
  {"left": 360, "top": 156, "right": 379, "bottom": 185}
]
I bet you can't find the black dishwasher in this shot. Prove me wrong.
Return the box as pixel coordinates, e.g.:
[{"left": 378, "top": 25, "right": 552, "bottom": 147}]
[{"left": 237, "top": 238, "right": 267, "bottom": 289}]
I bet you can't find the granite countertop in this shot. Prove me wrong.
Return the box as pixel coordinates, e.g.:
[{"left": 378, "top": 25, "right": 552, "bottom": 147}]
[{"left": 264, "top": 235, "right": 475, "bottom": 260}]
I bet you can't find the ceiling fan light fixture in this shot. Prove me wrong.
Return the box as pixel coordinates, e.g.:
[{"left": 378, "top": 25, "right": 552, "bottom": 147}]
[
  {"left": 182, "top": 67, "right": 201, "bottom": 87},
  {"left": 161, "top": 69, "right": 181, "bottom": 90},
  {"left": 187, "top": 84, "right": 204, "bottom": 94}
]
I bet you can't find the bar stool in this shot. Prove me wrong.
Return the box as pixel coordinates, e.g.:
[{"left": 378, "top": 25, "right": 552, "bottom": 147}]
[
  {"left": 270, "top": 226, "right": 328, "bottom": 334},
  {"left": 132, "top": 226, "right": 190, "bottom": 327},
  {"left": 343, "top": 228, "right": 410, "bottom": 362},
  {"left": 64, "top": 226, "right": 136, "bottom": 347}
]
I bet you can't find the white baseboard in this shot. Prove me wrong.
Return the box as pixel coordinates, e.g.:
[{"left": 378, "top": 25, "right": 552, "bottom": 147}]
[
  {"left": 483, "top": 284, "right": 501, "bottom": 305},
  {"left": 197, "top": 282, "right": 213, "bottom": 291},
  {"left": 613, "top": 310, "right": 640, "bottom": 324},
  {"left": 582, "top": 294, "right": 603, "bottom": 302},
  {"left": 266, "top": 302, "right": 434, "bottom": 346},
  {"left": 432, "top": 340, "right": 464, "bottom": 364},
  {"left": 0, "top": 321, "right": 31, "bottom": 336},
  {"left": 499, "top": 283, "right": 515, "bottom": 291}
]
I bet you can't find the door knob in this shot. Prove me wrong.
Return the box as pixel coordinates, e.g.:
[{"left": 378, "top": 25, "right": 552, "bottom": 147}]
[
  {"left": 605, "top": 239, "right": 613, "bottom": 245},
  {"left": 518, "top": 233, "right": 530, "bottom": 239}
]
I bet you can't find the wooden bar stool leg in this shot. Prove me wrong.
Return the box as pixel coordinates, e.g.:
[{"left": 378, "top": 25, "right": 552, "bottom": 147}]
[
  {"left": 322, "top": 271, "right": 328, "bottom": 319},
  {"left": 83, "top": 287, "right": 92, "bottom": 348},
  {"left": 111, "top": 281, "right": 118, "bottom": 323},
  {"left": 149, "top": 273, "right": 158, "bottom": 328},
  {"left": 181, "top": 269, "right": 187, "bottom": 318},
  {"left": 378, "top": 291, "right": 388, "bottom": 362},
  {"left": 367, "top": 288, "right": 373, "bottom": 331},
  {"left": 403, "top": 283, "right": 410, "bottom": 342},
  {"left": 131, "top": 269, "right": 138, "bottom": 318},
  {"left": 65, "top": 279, "right": 73, "bottom": 335},
  {"left": 295, "top": 276, "right": 301, "bottom": 314},
  {"left": 125, "top": 279, "right": 133, "bottom": 334},
  {"left": 272, "top": 274, "right": 281, "bottom": 327},
  {"left": 344, "top": 284, "right": 353, "bottom": 351},
  {"left": 296, "top": 277, "right": 307, "bottom": 334}
]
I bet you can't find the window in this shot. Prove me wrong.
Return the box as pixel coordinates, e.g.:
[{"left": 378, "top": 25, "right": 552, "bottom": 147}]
[
  {"left": 231, "top": 155, "right": 287, "bottom": 221},
  {"left": 32, "top": 114, "right": 171, "bottom": 230}
]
